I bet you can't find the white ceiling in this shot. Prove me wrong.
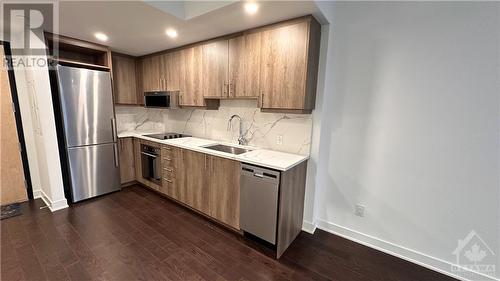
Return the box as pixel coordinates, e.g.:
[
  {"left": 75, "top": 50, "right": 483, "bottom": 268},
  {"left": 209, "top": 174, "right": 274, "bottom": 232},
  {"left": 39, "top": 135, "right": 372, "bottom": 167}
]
[{"left": 51, "top": 1, "right": 324, "bottom": 56}]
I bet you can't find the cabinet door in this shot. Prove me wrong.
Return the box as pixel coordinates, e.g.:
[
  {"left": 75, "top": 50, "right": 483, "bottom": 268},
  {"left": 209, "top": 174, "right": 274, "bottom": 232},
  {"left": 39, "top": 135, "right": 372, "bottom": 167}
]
[
  {"left": 209, "top": 156, "right": 240, "bottom": 229},
  {"left": 164, "top": 51, "right": 181, "bottom": 91},
  {"left": 140, "top": 55, "right": 161, "bottom": 92},
  {"left": 260, "top": 20, "right": 309, "bottom": 109},
  {"left": 202, "top": 40, "right": 228, "bottom": 98},
  {"left": 112, "top": 54, "right": 138, "bottom": 104},
  {"left": 118, "top": 138, "right": 135, "bottom": 184},
  {"left": 180, "top": 46, "right": 205, "bottom": 106},
  {"left": 183, "top": 149, "right": 209, "bottom": 213},
  {"left": 229, "top": 32, "right": 261, "bottom": 98}
]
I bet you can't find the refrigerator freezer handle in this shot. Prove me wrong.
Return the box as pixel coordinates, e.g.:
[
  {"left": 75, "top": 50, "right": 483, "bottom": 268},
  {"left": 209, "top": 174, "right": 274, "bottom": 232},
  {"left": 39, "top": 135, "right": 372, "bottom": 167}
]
[
  {"left": 113, "top": 143, "right": 119, "bottom": 167},
  {"left": 111, "top": 118, "right": 117, "bottom": 142}
]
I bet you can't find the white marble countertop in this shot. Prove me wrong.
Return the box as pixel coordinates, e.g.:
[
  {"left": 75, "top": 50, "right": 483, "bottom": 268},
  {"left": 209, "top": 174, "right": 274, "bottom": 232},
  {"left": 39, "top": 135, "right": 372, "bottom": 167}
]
[{"left": 118, "top": 131, "right": 309, "bottom": 171}]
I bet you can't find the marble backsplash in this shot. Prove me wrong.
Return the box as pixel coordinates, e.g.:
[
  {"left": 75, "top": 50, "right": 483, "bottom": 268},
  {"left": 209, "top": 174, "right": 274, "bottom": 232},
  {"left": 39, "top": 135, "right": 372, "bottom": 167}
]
[{"left": 115, "top": 100, "right": 312, "bottom": 155}]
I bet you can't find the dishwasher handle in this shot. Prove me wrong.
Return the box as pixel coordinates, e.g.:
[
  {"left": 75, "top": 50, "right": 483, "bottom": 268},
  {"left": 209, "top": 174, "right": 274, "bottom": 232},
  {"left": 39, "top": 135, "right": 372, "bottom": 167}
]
[{"left": 241, "top": 164, "right": 280, "bottom": 183}]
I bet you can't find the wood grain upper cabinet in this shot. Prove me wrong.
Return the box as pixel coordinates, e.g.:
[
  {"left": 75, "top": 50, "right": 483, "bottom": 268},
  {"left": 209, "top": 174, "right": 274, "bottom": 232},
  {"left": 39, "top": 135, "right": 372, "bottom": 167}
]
[
  {"left": 260, "top": 17, "right": 321, "bottom": 112},
  {"left": 182, "top": 149, "right": 209, "bottom": 213},
  {"left": 180, "top": 46, "right": 205, "bottom": 107},
  {"left": 228, "top": 32, "right": 261, "bottom": 98},
  {"left": 202, "top": 40, "right": 229, "bottom": 98},
  {"left": 208, "top": 156, "right": 240, "bottom": 229},
  {"left": 118, "top": 138, "right": 135, "bottom": 184},
  {"left": 139, "top": 54, "right": 162, "bottom": 92},
  {"left": 163, "top": 51, "right": 181, "bottom": 91},
  {"left": 112, "top": 53, "right": 138, "bottom": 105}
]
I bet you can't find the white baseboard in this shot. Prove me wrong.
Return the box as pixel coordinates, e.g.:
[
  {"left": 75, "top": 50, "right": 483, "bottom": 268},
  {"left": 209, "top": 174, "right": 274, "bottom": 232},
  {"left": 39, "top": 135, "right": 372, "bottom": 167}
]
[
  {"left": 316, "top": 219, "right": 499, "bottom": 281},
  {"left": 32, "top": 189, "right": 42, "bottom": 199},
  {"left": 39, "top": 190, "right": 68, "bottom": 212},
  {"left": 302, "top": 220, "right": 317, "bottom": 234}
]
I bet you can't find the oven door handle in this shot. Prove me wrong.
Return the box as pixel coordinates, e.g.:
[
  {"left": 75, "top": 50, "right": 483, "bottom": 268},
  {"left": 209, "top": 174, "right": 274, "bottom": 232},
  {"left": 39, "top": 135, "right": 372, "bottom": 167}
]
[{"left": 141, "top": 151, "right": 158, "bottom": 158}]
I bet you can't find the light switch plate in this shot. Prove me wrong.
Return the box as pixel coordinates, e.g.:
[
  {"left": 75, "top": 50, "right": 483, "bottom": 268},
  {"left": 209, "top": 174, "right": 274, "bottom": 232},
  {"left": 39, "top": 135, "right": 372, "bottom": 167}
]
[{"left": 277, "top": 135, "right": 283, "bottom": 145}]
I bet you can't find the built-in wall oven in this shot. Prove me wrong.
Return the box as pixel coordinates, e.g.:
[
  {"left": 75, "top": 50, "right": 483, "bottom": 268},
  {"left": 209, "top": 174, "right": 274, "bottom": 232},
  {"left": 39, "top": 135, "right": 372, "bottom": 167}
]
[{"left": 141, "top": 144, "right": 161, "bottom": 185}]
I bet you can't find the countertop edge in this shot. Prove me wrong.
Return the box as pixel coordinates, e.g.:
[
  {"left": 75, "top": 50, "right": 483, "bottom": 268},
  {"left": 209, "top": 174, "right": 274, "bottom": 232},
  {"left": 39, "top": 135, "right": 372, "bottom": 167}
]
[{"left": 118, "top": 133, "right": 309, "bottom": 171}]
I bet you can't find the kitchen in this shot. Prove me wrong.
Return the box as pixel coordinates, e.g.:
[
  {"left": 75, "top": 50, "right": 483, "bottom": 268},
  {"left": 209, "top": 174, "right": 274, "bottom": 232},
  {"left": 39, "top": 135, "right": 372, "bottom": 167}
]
[{"left": 1, "top": 1, "right": 497, "bottom": 281}]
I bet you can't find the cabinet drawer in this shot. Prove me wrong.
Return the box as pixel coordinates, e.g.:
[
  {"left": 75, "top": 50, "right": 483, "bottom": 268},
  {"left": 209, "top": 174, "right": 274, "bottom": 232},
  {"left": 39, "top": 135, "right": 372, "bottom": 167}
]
[
  {"left": 162, "top": 145, "right": 173, "bottom": 155},
  {"left": 163, "top": 166, "right": 175, "bottom": 179},
  {"left": 161, "top": 177, "right": 175, "bottom": 197}
]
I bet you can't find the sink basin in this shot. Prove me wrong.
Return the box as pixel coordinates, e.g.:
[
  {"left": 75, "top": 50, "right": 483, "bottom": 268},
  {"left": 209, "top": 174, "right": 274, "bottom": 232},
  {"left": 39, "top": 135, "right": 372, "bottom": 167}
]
[{"left": 204, "top": 144, "right": 252, "bottom": 155}]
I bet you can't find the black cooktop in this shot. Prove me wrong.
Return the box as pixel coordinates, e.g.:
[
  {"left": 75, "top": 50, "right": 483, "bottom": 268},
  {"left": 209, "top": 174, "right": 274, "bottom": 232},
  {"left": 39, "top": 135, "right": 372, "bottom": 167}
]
[{"left": 143, "top": 133, "right": 191, "bottom": 140}]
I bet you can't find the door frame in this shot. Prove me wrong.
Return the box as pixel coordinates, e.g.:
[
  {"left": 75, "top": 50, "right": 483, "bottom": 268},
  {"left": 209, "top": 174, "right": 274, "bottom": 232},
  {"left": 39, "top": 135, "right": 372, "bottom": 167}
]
[{"left": 1, "top": 40, "right": 34, "bottom": 200}]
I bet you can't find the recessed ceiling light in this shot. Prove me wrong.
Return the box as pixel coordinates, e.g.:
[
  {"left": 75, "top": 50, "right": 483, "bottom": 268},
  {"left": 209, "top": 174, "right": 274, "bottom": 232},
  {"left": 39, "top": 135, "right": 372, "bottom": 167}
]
[
  {"left": 244, "top": 2, "right": 259, "bottom": 15},
  {"left": 166, "top": 28, "right": 178, "bottom": 38},
  {"left": 94, "top": 32, "right": 108, "bottom": 42}
]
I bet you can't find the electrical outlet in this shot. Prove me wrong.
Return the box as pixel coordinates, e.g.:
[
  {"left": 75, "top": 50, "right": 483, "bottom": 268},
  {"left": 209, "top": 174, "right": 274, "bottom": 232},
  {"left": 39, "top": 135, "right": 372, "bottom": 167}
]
[
  {"left": 276, "top": 135, "right": 283, "bottom": 145},
  {"left": 355, "top": 204, "right": 365, "bottom": 217}
]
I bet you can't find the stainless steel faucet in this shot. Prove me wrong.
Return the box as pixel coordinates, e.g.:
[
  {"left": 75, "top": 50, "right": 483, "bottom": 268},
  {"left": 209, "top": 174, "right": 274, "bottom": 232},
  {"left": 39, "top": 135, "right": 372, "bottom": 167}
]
[{"left": 227, "top": 114, "right": 248, "bottom": 145}]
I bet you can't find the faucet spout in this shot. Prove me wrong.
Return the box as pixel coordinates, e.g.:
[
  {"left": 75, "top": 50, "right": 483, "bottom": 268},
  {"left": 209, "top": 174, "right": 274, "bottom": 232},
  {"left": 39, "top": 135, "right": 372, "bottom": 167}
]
[{"left": 227, "top": 114, "right": 248, "bottom": 145}]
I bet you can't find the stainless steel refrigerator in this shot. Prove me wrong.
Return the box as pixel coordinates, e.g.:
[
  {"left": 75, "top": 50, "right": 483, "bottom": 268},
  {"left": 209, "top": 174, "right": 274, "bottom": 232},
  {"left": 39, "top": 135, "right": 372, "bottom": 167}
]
[{"left": 54, "top": 64, "right": 120, "bottom": 202}]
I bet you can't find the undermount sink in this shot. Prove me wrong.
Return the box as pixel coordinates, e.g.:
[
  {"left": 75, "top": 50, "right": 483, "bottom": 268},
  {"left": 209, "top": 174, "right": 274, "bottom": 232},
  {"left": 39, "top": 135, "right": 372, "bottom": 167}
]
[{"left": 204, "top": 144, "right": 252, "bottom": 155}]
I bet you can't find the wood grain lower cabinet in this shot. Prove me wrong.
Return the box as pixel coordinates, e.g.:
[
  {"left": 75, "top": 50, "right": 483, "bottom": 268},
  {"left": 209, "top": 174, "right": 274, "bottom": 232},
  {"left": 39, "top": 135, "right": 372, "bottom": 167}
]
[
  {"left": 208, "top": 156, "right": 240, "bottom": 229},
  {"left": 118, "top": 138, "right": 135, "bottom": 184},
  {"left": 182, "top": 149, "right": 210, "bottom": 213},
  {"left": 161, "top": 145, "right": 186, "bottom": 202}
]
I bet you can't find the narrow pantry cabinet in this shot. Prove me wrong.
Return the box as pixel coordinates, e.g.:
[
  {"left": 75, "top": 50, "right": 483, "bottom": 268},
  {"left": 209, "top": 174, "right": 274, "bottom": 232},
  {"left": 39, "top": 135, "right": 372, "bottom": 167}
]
[
  {"left": 260, "top": 16, "right": 321, "bottom": 113},
  {"left": 118, "top": 138, "right": 136, "bottom": 184},
  {"left": 112, "top": 53, "right": 139, "bottom": 105},
  {"left": 228, "top": 32, "right": 261, "bottom": 98},
  {"left": 208, "top": 156, "right": 240, "bottom": 229}
]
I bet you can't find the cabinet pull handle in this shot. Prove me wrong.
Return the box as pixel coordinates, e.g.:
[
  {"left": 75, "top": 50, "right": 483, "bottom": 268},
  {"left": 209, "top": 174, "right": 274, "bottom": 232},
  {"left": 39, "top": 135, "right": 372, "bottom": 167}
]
[
  {"left": 164, "top": 168, "right": 173, "bottom": 172},
  {"left": 163, "top": 146, "right": 171, "bottom": 150},
  {"left": 163, "top": 178, "right": 172, "bottom": 183}
]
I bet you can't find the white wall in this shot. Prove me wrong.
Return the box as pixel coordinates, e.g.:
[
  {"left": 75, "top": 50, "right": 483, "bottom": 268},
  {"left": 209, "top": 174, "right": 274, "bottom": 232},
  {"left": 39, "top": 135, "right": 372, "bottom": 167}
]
[
  {"left": 11, "top": 62, "right": 43, "bottom": 198},
  {"left": 10, "top": 31, "right": 68, "bottom": 211},
  {"left": 311, "top": 2, "right": 499, "bottom": 281}
]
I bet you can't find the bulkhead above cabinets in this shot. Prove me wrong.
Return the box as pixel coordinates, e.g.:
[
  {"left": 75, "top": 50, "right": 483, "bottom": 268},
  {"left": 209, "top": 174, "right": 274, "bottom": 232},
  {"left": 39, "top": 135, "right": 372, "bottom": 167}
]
[{"left": 112, "top": 15, "right": 321, "bottom": 114}]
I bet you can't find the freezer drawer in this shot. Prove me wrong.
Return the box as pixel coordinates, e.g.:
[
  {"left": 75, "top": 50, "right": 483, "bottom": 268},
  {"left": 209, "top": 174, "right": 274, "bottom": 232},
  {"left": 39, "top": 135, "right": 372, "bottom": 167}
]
[
  {"left": 67, "top": 143, "right": 120, "bottom": 202},
  {"left": 240, "top": 164, "right": 280, "bottom": 244},
  {"left": 57, "top": 65, "right": 116, "bottom": 147}
]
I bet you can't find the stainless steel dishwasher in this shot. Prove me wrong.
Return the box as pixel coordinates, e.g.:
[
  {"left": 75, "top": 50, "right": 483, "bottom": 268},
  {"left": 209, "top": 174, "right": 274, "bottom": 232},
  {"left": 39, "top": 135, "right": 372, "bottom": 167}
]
[{"left": 240, "top": 163, "right": 280, "bottom": 244}]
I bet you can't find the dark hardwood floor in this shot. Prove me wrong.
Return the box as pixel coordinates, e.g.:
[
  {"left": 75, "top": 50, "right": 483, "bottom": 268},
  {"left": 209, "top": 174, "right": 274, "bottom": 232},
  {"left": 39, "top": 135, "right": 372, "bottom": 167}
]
[{"left": 1, "top": 185, "right": 457, "bottom": 281}]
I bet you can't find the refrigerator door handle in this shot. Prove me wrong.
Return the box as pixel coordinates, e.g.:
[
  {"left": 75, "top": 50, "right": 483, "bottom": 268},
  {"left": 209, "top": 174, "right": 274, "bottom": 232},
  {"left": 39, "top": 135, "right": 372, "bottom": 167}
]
[
  {"left": 113, "top": 143, "right": 119, "bottom": 167},
  {"left": 111, "top": 118, "right": 117, "bottom": 142}
]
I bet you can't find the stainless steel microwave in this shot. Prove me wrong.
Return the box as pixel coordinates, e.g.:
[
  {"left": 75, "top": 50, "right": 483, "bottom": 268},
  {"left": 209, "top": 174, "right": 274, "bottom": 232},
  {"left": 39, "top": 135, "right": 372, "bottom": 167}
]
[{"left": 144, "top": 91, "right": 179, "bottom": 108}]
